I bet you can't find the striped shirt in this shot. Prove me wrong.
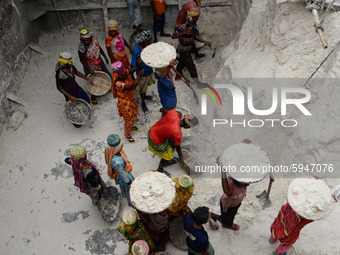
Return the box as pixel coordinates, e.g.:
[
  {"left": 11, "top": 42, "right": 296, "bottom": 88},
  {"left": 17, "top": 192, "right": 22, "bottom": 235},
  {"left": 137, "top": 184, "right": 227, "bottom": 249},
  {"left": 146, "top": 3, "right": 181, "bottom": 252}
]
[{"left": 175, "top": 21, "right": 198, "bottom": 53}]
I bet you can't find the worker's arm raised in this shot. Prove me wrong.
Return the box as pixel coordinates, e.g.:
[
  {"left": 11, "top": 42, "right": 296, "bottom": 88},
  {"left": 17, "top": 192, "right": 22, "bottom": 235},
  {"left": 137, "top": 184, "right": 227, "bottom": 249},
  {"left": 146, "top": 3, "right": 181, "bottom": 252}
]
[{"left": 123, "top": 70, "right": 145, "bottom": 90}]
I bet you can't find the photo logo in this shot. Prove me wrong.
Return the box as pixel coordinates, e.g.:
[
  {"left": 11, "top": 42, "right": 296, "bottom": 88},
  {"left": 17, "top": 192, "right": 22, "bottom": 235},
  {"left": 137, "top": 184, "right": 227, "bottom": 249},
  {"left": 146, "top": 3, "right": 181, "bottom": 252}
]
[
  {"left": 200, "top": 83, "right": 222, "bottom": 115},
  {"left": 200, "top": 84, "right": 312, "bottom": 128}
]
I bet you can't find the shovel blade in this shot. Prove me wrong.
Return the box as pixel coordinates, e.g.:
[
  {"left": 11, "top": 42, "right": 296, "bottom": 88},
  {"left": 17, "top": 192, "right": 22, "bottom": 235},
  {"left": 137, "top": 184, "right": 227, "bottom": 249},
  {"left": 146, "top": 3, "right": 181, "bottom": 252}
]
[
  {"left": 261, "top": 199, "right": 271, "bottom": 209},
  {"left": 256, "top": 190, "right": 271, "bottom": 209},
  {"left": 212, "top": 45, "right": 217, "bottom": 58}
]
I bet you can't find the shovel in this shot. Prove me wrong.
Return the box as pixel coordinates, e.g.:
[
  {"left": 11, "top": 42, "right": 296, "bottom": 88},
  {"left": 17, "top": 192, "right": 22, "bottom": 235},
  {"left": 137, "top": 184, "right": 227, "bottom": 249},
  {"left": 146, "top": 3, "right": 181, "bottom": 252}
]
[
  {"left": 171, "top": 67, "right": 199, "bottom": 105},
  {"left": 211, "top": 44, "right": 217, "bottom": 59},
  {"left": 256, "top": 173, "right": 275, "bottom": 209}
]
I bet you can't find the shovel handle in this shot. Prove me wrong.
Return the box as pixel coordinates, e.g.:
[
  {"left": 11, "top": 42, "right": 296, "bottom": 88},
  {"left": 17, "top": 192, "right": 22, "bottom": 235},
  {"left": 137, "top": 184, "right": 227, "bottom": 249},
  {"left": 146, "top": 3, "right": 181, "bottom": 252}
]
[
  {"left": 267, "top": 173, "right": 275, "bottom": 197},
  {"left": 171, "top": 67, "right": 191, "bottom": 87}
]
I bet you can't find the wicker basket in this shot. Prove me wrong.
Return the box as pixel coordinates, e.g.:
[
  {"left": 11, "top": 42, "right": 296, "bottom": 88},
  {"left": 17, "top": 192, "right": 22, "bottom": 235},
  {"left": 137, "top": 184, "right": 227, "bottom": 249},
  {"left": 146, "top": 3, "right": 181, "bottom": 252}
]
[
  {"left": 86, "top": 71, "right": 112, "bottom": 96},
  {"left": 98, "top": 186, "right": 121, "bottom": 222},
  {"left": 64, "top": 99, "right": 93, "bottom": 125},
  {"left": 180, "top": 149, "right": 191, "bottom": 174},
  {"left": 170, "top": 216, "right": 188, "bottom": 250}
]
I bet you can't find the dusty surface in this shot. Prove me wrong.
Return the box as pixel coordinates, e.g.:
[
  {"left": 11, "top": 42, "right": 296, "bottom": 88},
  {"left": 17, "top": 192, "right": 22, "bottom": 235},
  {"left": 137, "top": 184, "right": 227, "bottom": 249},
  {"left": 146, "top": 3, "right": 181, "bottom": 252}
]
[{"left": 1, "top": 0, "right": 340, "bottom": 255}]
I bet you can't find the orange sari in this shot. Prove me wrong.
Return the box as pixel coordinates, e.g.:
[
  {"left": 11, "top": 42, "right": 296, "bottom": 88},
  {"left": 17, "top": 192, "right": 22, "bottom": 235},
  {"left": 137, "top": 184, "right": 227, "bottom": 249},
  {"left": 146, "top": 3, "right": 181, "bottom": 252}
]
[{"left": 113, "top": 73, "right": 138, "bottom": 137}]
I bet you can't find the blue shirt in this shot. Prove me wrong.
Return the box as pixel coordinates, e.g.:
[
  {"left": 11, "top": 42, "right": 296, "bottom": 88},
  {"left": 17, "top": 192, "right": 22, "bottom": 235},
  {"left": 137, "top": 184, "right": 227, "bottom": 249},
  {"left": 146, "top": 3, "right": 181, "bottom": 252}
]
[
  {"left": 157, "top": 77, "right": 177, "bottom": 108},
  {"left": 184, "top": 214, "right": 209, "bottom": 253},
  {"left": 131, "top": 44, "right": 154, "bottom": 76}
]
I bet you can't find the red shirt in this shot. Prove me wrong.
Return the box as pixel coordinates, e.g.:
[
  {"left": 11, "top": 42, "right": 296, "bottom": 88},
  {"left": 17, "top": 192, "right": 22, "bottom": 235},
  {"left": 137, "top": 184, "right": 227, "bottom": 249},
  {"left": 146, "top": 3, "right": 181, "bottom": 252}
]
[
  {"left": 175, "top": 1, "right": 201, "bottom": 27},
  {"left": 149, "top": 109, "right": 182, "bottom": 145}
]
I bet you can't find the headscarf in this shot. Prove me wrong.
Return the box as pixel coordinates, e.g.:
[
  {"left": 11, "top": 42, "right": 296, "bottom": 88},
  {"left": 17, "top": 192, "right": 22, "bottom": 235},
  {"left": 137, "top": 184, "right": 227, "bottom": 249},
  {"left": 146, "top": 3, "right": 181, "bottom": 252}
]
[
  {"left": 136, "top": 30, "right": 152, "bottom": 44},
  {"left": 80, "top": 27, "right": 92, "bottom": 39},
  {"left": 111, "top": 61, "right": 127, "bottom": 74},
  {"left": 179, "top": 175, "right": 193, "bottom": 189},
  {"left": 105, "top": 134, "right": 133, "bottom": 180},
  {"left": 107, "top": 19, "right": 119, "bottom": 33},
  {"left": 187, "top": 7, "right": 200, "bottom": 20},
  {"left": 70, "top": 145, "right": 86, "bottom": 160},
  {"left": 131, "top": 240, "right": 149, "bottom": 255},
  {"left": 122, "top": 209, "right": 138, "bottom": 226},
  {"left": 58, "top": 52, "right": 72, "bottom": 67},
  {"left": 69, "top": 145, "right": 99, "bottom": 194},
  {"left": 107, "top": 134, "right": 123, "bottom": 154},
  {"left": 184, "top": 115, "right": 199, "bottom": 127}
]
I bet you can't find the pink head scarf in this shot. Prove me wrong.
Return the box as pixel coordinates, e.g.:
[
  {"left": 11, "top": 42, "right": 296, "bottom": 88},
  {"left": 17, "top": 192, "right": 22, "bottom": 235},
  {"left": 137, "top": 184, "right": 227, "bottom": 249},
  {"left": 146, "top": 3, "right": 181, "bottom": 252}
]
[{"left": 111, "top": 61, "right": 126, "bottom": 74}]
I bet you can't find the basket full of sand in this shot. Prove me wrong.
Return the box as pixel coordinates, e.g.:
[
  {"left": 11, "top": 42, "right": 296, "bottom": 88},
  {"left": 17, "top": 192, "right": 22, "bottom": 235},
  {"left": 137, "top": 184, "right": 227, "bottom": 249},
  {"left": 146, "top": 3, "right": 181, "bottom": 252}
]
[
  {"left": 287, "top": 178, "right": 335, "bottom": 221},
  {"left": 222, "top": 143, "right": 269, "bottom": 183},
  {"left": 86, "top": 71, "right": 112, "bottom": 96},
  {"left": 130, "top": 172, "right": 176, "bottom": 214},
  {"left": 141, "top": 42, "right": 177, "bottom": 69},
  {"left": 64, "top": 99, "right": 93, "bottom": 125}
]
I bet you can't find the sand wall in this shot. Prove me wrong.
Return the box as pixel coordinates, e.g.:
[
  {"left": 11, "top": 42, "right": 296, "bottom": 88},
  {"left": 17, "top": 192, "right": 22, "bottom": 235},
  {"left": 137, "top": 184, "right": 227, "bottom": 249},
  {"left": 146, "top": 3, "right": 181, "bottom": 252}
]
[
  {"left": 217, "top": 0, "right": 340, "bottom": 78},
  {"left": 206, "top": 0, "right": 340, "bottom": 178},
  {"left": 0, "top": 0, "right": 42, "bottom": 133}
]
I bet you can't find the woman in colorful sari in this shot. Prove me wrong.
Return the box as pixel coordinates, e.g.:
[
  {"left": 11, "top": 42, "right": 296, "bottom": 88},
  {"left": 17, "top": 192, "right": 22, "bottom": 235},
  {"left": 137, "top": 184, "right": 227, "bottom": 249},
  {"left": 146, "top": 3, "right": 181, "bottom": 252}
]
[
  {"left": 78, "top": 27, "right": 110, "bottom": 105},
  {"left": 118, "top": 209, "right": 156, "bottom": 255},
  {"left": 104, "top": 134, "right": 134, "bottom": 205},
  {"left": 111, "top": 61, "right": 144, "bottom": 143},
  {"left": 105, "top": 19, "right": 132, "bottom": 69},
  {"left": 137, "top": 210, "right": 170, "bottom": 252},
  {"left": 66, "top": 145, "right": 104, "bottom": 205},
  {"left": 270, "top": 203, "right": 313, "bottom": 255},
  {"left": 167, "top": 175, "right": 194, "bottom": 219}
]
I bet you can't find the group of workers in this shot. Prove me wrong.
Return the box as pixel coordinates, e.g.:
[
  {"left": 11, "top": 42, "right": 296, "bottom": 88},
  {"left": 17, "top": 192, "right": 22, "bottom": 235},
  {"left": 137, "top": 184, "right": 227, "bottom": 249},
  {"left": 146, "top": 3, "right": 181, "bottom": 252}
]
[
  {"left": 56, "top": 1, "right": 336, "bottom": 255},
  {"left": 65, "top": 136, "right": 335, "bottom": 255}
]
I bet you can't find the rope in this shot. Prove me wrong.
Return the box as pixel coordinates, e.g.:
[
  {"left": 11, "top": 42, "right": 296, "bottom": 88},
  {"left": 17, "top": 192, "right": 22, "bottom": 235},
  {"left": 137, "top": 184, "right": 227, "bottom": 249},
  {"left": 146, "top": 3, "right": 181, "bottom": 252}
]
[{"left": 303, "top": 39, "right": 340, "bottom": 88}]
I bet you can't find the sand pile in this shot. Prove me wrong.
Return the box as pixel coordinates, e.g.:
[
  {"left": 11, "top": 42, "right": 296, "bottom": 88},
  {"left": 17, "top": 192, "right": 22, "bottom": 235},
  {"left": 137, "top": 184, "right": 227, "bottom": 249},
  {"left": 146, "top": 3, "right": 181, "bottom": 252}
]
[{"left": 217, "top": 0, "right": 340, "bottom": 79}]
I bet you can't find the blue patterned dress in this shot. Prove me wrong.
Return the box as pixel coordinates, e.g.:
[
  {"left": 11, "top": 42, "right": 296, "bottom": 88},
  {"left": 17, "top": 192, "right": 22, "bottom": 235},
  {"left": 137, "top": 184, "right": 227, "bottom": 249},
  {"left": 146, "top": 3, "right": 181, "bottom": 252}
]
[{"left": 111, "top": 155, "right": 135, "bottom": 204}]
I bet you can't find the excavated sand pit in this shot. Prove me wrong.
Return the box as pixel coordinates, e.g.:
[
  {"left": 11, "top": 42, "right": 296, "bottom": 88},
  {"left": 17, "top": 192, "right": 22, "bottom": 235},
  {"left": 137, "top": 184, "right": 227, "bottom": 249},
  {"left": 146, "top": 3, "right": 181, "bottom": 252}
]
[{"left": 0, "top": 0, "right": 340, "bottom": 254}]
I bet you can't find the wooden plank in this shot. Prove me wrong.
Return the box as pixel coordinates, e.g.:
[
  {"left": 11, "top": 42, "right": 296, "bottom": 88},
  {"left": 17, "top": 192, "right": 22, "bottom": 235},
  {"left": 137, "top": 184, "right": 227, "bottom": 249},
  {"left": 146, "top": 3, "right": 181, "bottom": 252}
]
[
  {"left": 29, "top": 44, "right": 47, "bottom": 55},
  {"left": 6, "top": 92, "right": 27, "bottom": 106},
  {"left": 202, "top": 2, "right": 232, "bottom": 8}
]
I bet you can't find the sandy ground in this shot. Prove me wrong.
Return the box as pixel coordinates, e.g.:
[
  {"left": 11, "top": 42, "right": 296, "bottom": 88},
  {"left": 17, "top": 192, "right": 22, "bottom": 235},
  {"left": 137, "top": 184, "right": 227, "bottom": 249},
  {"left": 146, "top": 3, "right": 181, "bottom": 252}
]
[{"left": 1, "top": 1, "right": 340, "bottom": 255}]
